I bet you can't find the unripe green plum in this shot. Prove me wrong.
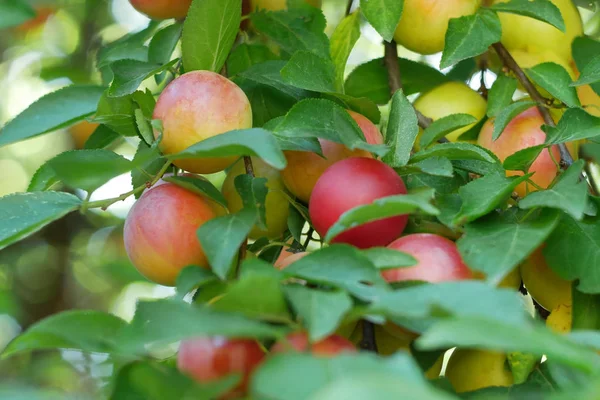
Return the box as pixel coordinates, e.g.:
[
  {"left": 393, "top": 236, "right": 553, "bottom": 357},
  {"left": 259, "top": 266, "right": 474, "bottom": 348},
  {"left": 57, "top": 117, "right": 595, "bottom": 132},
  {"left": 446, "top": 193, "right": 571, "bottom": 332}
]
[
  {"left": 445, "top": 349, "right": 513, "bottom": 393},
  {"left": 282, "top": 110, "right": 384, "bottom": 203},
  {"left": 153, "top": 71, "right": 252, "bottom": 174},
  {"left": 520, "top": 247, "right": 572, "bottom": 311},
  {"left": 124, "top": 183, "right": 224, "bottom": 286},
  {"left": 129, "top": 0, "right": 192, "bottom": 19},
  {"left": 221, "top": 157, "right": 290, "bottom": 239},
  {"left": 249, "top": 0, "right": 321, "bottom": 11},
  {"left": 309, "top": 157, "right": 408, "bottom": 249},
  {"left": 492, "top": 0, "right": 582, "bottom": 63},
  {"left": 393, "top": 0, "right": 481, "bottom": 55},
  {"left": 271, "top": 332, "right": 356, "bottom": 356},
  {"left": 414, "top": 81, "right": 487, "bottom": 145},
  {"left": 382, "top": 234, "right": 473, "bottom": 283}
]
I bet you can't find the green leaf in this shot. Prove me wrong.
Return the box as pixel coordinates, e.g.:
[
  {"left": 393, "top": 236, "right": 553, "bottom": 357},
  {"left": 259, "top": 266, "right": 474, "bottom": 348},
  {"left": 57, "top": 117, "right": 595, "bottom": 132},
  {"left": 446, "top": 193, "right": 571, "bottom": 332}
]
[
  {"left": 526, "top": 62, "right": 580, "bottom": 107},
  {"left": 181, "top": 0, "right": 241, "bottom": 72},
  {"left": 2, "top": 311, "right": 126, "bottom": 358},
  {"left": 324, "top": 93, "right": 381, "bottom": 124},
  {"left": 227, "top": 44, "right": 278, "bottom": 77},
  {"left": 544, "top": 214, "right": 600, "bottom": 293},
  {"left": 572, "top": 36, "right": 600, "bottom": 97},
  {"left": 411, "top": 142, "right": 498, "bottom": 164},
  {"left": 131, "top": 141, "right": 167, "bottom": 199},
  {"left": 399, "top": 157, "right": 454, "bottom": 177},
  {"left": 440, "top": 9, "right": 502, "bottom": 69},
  {"left": 416, "top": 317, "right": 600, "bottom": 373},
  {"left": 197, "top": 208, "right": 256, "bottom": 280},
  {"left": 27, "top": 163, "right": 61, "bottom": 192},
  {"left": 84, "top": 124, "right": 120, "bottom": 150},
  {"left": 164, "top": 175, "right": 227, "bottom": 209},
  {"left": 493, "top": 101, "right": 537, "bottom": 141},
  {"left": 457, "top": 209, "right": 560, "bottom": 286},
  {"left": 281, "top": 51, "right": 337, "bottom": 93},
  {"left": 573, "top": 288, "right": 600, "bottom": 331},
  {"left": 0, "top": 192, "right": 81, "bottom": 252},
  {"left": 520, "top": 160, "right": 589, "bottom": 220},
  {"left": 361, "top": 247, "right": 417, "bottom": 269},
  {"left": 148, "top": 23, "right": 182, "bottom": 66},
  {"left": 234, "top": 175, "right": 269, "bottom": 230},
  {"left": 330, "top": 11, "right": 361, "bottom": 91},
  {"left": 360, "top": 0, "right": 404, "bottom": 42},
  {"left": 503, "top": 144, "right": 546, "bottom": 172},
  {"left": 572, "top": 54, "right": 600, "bottom": 87},
  {"left": 238, "top": 81, "right": 301, "bottom": 127},
  {"left": 169, "top": 128, "right": 287, "bottom": 170},
  {"left": 420, "top": 114, "right": 478, "bottom": 149},
  {"left": 0, "top": 0, "right": 35, "bottom": 29},
  {"left": 96, "top": 23, "right": 159, "bottom": 69},
  {"left": 508, "top": 351, "right": 541, "bottom": 385},
  {"left": 324, "top": 189, "right": 439, "bottom": 243},
  {"left": 175, "top": 266, "right": 218, "bottom": 300},
  {"left": 487, "top": 75, "right": 518, "bottom": 118},
  {"left": 383, "top": 90, "right": 419, "bottom": 167},
  {"left": 284, "top": 285, "right": 352, "bottom": 342},
  {"left": 250, "top": 7, "right": 330, "bottom": 59},
  {"left": 489, "top": 0, "right": 565, "bottom": 31},
  {"left": 94, "top": 91, "right": 138, "bottom": 137},
  {"left": 108, "top": 59, "right": 178, "bottom": 97},
  {"left": 454, "top": 172, "right": 531, "bottom": 226},
  {"left": 275, "top": 99, "right": 388, "bottom": 156},
  {"left": 344, "top": 58, "right": 449, "bottom": 104},
  {"left": 111, "top": 361, "right": 238, "bottom": 400},
  {"left": 0, "top": 85, "right": 105, "bottom": 147},
  {"left": 238, "top": 61, "right": 313, "bottom": 100},
  {"left": 117, "top": 299, "right": 285, "bottom": 354},
  {"left": 543, "top": 108, "right": 600, "bottom": 144}
]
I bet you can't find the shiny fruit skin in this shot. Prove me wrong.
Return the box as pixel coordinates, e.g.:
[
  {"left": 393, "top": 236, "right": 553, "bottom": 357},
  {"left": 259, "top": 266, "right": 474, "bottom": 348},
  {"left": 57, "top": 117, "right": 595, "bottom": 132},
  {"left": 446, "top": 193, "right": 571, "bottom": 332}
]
[
  {"left": 222, "top": 157, "right": 289, "bottom": 239},
  {"left": 493, "top": 0, "right": 583, "bottom": 63},
  {"left": 271, "top": 332, "right": 356, "bottom": 356},
  {"left": 520, "top": 247, "right": 572, "bottom": 311},
  {"left": 578, "top": 84, "right": 600, "bottom": 117},
  {"left": 546, "top": 304, "right": 573, "bottom": 334},
  {"left": 478, "top": 107, "right": 562, "bottom": 198},
  {"left": 281, "top": 110, "right": 384, "bottom": 203},
  {"left": 249, "top": 0, "right": 321, "bottom": 11},
  {"left": 393, "top": 0, "right": 482, "bottom": 55},
  {"left": 309, "top": 157, "right": 408, "bottom": 249},
  {"left": 153, "top": 71, "right": 252, "bottom": 174},
  {"left": 69, "top": 121, "right": 98, "bottom": 149},
  {"left": 446, "top": 349, "right": 513, "bottom": 393},
  {"left": 274, "top": 251, "right": 308, "bottom": 270},
  {"left": 129, "top": 0, "right": 192, "bottom": 19},
  {"left": 382, "top": 234, "right": 473, "bottom": 283},
  {"left": 123, "top": 183, "right": 223, "bottom": 286},
  {"left": 414, "top": 81, "right": 487, "bottom": 144},
  {"left": 177, "top": 337, "right": 264, "bottom": 396}
]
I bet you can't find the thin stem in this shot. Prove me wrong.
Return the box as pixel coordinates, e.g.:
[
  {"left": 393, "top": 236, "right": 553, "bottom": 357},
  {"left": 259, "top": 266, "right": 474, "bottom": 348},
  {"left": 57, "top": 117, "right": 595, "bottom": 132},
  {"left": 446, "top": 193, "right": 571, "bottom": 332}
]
[
  {"left": 478, "top": 53, "right": 489, "bottom": 99},
  {"left": 345, "top": 0, "right": 354, "bottom": 16},
  {"left": 360, "top": 321, "right": 378, "bottom": 352},
  {"left": 243, "top": 156, "right": 255, "bottom": 177},
  {"left": 236, "top": 156, "right": 256, "bottom": 277},
  {"left": 302, "top": 227, "right": 314, "bottom": 250}
]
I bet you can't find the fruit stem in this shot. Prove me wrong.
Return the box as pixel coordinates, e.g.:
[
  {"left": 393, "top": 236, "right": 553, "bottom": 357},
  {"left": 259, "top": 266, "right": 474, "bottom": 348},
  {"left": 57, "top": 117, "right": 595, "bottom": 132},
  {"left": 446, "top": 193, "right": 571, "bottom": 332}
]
[
  {"left": 345, "top": 0, "right": 354, "bottom": 16},
  {"left": 359, "top": 320, "right": 378, "bottom": 352},
  {"left": 302, "top": 227, "right": 314, "bottom": 250},
  {"left": 236, "top": 156, "right": 256, "bottom": 277},
  {"left": 478, "top": 53, "right": 489, "bottom": 100}
]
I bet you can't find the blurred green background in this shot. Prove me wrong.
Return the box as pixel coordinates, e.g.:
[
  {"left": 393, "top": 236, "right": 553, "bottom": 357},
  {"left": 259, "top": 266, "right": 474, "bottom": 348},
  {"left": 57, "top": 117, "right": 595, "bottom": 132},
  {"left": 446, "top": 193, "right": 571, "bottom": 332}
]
[{"left": 0, "top": 0, "right": 599, "bottom": 397}]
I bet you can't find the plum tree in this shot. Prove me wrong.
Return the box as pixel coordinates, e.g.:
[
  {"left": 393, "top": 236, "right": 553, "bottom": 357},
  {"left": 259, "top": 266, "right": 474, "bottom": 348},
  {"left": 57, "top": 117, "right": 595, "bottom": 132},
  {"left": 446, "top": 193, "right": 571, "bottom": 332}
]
[
  {"left": 69, "top": 121, "right": 98, "bottom": 149},
  {"left": 177, "top": 337, "right": 264, "bottom": 395},
  {"left": 492, "top": 0, "right": 582, "bottom": 63},
  {"left": 445, "top": 349, "right": 513, "bottom": 393},
  {"left": 273, "top": 251, "right": 308, "bottom": 270},
  {"left": 129, "top": 0, "right": 193, "bottom": 19},
  {"left": 123, "top": 183, "right": 224, "bottom": 286},
  {"left": 153, "top": 71, "right": 252, "bottom": 174},
  {"left": 249, "top": 0, "right": 321, "bottom": 11},
  {"left": 221, "top": 157, "right": 289, "bottom": 239},
  {"left": 382, "top": 233, "right": 473, "bottom": 283},
  {"left": 281, "top": 110, "right": 383, "bottom": 203},
  {"left": 520, "top": 247, "right": 572, "bottom": 312},
  {"left": 414, "top": 81, "right": 487, "bottom": 145},
  {"left": 271, "top": 332, "right": 356, "bottom": 356},
  {"left": 309, "top": 157, "right": 408, "bottom": 249},
  {"left": 478, "top": 107, "right": 570, "bottom": 198},
  {"left": 393, "top": 0, "right": 481, "bottom": 55}
]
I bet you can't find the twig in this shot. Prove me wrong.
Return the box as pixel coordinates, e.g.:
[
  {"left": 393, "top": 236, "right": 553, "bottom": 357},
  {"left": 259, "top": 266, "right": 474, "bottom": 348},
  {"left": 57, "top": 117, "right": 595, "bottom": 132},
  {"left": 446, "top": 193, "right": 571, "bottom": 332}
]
[
  {"left": 478, "top": 52, "right": 489, "bottom": 99},
  {"left": 345, "top": 0, "right": 354, "bottom": 16},
  {"left": 359, "top": 321, "right": 378, "bottom": 352},
  {"left": 302, "top": 227, "right": 314, "bottom": 250},
  {"left": 243, "top": 156, "right": 255, "bottom": 177},
  {"left": 236, "top": 156, "right": 256, "bottom": 277}
]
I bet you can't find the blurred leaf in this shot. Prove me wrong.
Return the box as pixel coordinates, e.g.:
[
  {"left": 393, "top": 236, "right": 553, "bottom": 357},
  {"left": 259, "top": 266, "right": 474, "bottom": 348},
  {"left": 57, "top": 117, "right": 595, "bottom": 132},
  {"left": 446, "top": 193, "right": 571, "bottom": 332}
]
[
  {"left": 3, "top": 311, "right": 126, "bottom": 358},
  {"left": 520, "top": 160, "right": 589, "bottom": 220},
  {"left": 544, "top": 108, "right": 600, "bottom": 144},
  {"left": 361, "top": 247, "right": 417, "bottom": 269},
  {"left": 0, "top": 86, "right": 105, "bottom": 147},
  {"left": 454, "top": 172, "right": 531, "bottom": 226},
  {"left": 544, "top": 214, "right": 600, "bottom": 293},
  {"left": 420, "top": 114, "right": 478, "bottom": 149},
  {"left": 108, "top": 59, "right": 178, "bottom": 97},
  {"left": 197, "top": 208, "right": 256, "bottom": 279},
  {"left": 234, "top": 174, "right": 269, "bottom": 230},
  {"left": 503, "top": 144, "right": 546, "bottom": 172},
  {"left": 508, "top": 351, "right": 540, "bottom": 385},
  {"left": 111, "top": 361, "right": 238, "bottom": 400},
  {"left": 164, "top": 175, "right": 227, "bottom": 208},
  {"left": 175, "top": 266, "right": 218, "bottom": 300},
  {"left": 0, "top": 0, "right": 35, "bottom": 29},
  {"left": 526, "top": 63, "right": 580, "bottom": 107},
  {"left": 227, "top": 44, "right": 278, "bottom": 77},
  {"left": 411, "top": 142, "right": 498, "bottom": 164},
  {"left": 572, "top": 36, "right": 600, "bottom": 97},
  {"left": 572, "top": 288, "right": 600, "bottom": 331},
  {"left": 284, "top": 285, "right": 352, "bottom": 341},
  {"left": 329, "top": 11, "right": 361, "bottom": 91},
  {"left": 324, "top": 189, "right": 439, "bottom": 243},
  {"left": 440, "top": 9, "right": 501, "bottom": 69},
  {"left": 487, "top": 75, "right": 518, "bottom": 118},
  {"left": 344, "top": 58, "right": 449, "bottom": 104},
  {"left": 0, "top": 192, "right": 81, "bottom": 251},
  {"left": 182, "top": 0, "right": 241, "bottom": 72},
  {"left": 493, "top": 101, "right": 537, "bottom": 141},
  {"left": 489, "top": 0, "right": 565, "bottom": 31},
  {"left": 383, "top": 90, "right": 418, "bottom": 167},
  {"left": 281, "top": 51, "right": 337, "bottom": 93},
  {"left": 360, "top": 0, "right": 404, "bottom": 42},
  {"left": 457, "top": 209, "right": 560, "bottom": 286},
  {"left": 572, "top": 54, "right": 600, "bottom": 87},
  {"left": 169, "top": 128, "right": 287, "bottom": 170}
]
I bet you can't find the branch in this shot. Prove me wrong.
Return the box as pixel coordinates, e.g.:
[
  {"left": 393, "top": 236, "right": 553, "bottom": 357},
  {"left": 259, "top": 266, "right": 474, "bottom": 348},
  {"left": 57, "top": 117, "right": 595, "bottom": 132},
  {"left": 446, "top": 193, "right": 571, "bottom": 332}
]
[
  {"left": 359, "top": 321, "right": 378, "bottom": 352},
  {"left": 478, "top": 52, "right": 489, "bottom": 100}
]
